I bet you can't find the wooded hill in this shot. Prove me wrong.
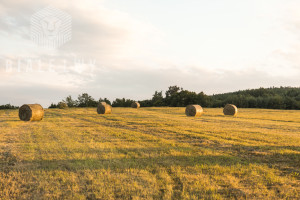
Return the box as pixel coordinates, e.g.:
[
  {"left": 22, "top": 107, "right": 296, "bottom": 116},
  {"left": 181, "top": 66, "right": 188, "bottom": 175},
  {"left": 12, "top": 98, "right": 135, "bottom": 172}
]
[{"left": 2, "top": 86, "right": 300, "bottom": 110}]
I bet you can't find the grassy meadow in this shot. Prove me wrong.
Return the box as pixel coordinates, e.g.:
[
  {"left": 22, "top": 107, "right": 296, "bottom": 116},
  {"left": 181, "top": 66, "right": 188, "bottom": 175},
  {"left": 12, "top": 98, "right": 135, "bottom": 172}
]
[{"left": 0, "top": 107, "right": 299, "bottom": 199}]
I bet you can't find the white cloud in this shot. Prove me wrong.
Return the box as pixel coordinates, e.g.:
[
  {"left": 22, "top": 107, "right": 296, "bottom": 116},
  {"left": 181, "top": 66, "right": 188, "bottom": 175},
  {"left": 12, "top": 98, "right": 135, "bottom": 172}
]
[{"left": 0, "top": 0, "right": 299, "bottom": 106}]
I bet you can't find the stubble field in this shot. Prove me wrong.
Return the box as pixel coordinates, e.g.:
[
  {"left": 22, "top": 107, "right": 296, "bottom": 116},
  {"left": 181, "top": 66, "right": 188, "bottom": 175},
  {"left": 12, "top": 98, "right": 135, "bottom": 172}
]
[{"left": 0, "top": 107, "right": 299, "bottom": 199}]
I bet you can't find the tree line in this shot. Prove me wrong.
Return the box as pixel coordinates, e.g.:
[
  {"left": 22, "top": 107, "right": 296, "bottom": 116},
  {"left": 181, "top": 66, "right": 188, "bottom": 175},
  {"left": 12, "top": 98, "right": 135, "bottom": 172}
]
[
  {"left": 211, "top": 87, "right": 300, "bottom": 109},
  {"left": 140, "top": 86, "right": 300, "bottom": 109},
  {"left": 0, "top": 104, "right": 19, "bottom": 110},
  {"left": 49, "top": 86, "right": 300, "bottom": 110},
  {"left": 1, "top": 86, "right": 300, "bottom": 110}
]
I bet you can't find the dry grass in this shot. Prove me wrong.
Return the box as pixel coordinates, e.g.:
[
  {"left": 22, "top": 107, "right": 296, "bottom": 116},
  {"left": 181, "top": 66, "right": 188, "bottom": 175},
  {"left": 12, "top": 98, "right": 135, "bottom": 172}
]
[
  {"left": 0, "top": 108, "right": 299, "bottom": 199},
  {"left": 223, "top": 104, "right": 238, "bottom": 116},
  {"left": 185, "top": 105, "right": 203, "bottom": 117},
  {"left": 18, "top": 104, "right": 44, "bottom": 121},
  {"left": 58, "top": 102, "right": 68, "bottom": 109},
  {"left": 131, "top": 102, "right": 140, "bottom": 109},
  {"left": 97, "top": 102, "right": 112, "bottom": 115}
]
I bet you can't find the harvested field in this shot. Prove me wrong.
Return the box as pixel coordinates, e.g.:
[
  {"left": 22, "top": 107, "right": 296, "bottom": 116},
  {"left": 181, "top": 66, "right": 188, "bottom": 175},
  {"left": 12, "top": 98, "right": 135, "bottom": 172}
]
[{"left": 0, "top": 108, "right": 299, "bottom": 199}]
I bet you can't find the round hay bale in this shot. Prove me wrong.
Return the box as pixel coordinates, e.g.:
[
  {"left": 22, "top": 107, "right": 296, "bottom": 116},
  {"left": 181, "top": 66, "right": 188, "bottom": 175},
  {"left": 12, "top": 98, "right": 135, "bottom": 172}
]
[
  {"left": 58, "top": 102, "right": 68, "bottom": 109},
  {"left": 131, "top": 102, "right": 140, "bottom": 108},
  {"left": 223, "top": 104, "right": 238, "bottom": 116},
  {"left": 97, "top": 102, "right": 112, "bottom": 114},
  {"left": 185, "top": 105, "right": 203, "bottom": 117},
  {"left": 19, "top": 104, "right": 44, "bottom": 121}
]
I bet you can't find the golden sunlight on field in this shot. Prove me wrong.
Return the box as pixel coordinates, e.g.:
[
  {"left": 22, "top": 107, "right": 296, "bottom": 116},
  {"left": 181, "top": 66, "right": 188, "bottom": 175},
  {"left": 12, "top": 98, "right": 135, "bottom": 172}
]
[{"left": 0, "top": 108, "right": 299, "bottom": 199}]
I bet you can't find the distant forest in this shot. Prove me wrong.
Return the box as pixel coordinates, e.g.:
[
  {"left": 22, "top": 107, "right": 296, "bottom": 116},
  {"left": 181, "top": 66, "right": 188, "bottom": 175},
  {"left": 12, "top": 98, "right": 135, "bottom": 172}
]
[
  {"left": 48, "top": 86, "right": 300, "bottom": 110},
  {"left": 0, "top": 104, "right": 19, "bottom": 110},
  {"left": 1, "top": 86, "right": 300, "bottom": 110}
]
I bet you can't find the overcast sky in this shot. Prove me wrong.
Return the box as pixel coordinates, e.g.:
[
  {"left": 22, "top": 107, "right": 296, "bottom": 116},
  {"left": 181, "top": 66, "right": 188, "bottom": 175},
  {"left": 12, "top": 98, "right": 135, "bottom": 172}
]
[{"left": 0, "top": 0, "right": 300, "bottom": 107}]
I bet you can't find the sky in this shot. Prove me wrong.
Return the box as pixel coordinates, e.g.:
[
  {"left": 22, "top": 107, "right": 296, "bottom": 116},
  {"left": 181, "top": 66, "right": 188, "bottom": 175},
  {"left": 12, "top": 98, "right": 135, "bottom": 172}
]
[{"left": 0, "top": 0, "right": 300, "bottom": 107}]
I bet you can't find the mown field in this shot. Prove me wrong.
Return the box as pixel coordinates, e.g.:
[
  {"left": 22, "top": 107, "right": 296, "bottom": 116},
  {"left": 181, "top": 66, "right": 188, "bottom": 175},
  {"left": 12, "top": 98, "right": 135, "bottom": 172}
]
[{"left": 0, "top": 107, "right": 299, "bottom": 199}]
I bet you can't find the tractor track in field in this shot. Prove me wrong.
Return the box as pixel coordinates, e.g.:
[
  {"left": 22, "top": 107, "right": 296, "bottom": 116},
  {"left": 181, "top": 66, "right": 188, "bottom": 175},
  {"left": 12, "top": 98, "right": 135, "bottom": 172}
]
[{"left": 166, "top": 168, "right": 183, "bottom": 200}]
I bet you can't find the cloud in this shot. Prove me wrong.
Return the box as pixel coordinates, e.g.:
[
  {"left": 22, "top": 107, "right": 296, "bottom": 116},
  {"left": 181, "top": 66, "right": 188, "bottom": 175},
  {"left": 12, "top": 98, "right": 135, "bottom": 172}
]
[
  {"left": 0, "top": 0, "right": 166, "bottom": 106},
  {"left": 0, "top": 0, "right": 299, "bottom": 106},
  {"left": 1, "top": 57, "right": 299, "bottom": 106}
]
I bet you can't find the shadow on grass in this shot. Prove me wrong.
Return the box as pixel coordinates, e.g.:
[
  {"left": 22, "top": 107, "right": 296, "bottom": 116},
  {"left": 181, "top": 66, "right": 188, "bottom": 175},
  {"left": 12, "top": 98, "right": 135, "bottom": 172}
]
[
  {"left": 1, "top": 154, "right": 245, "bottom": 172},
  {"left": 211, "top": 144, "right": 300, "bottom": 179},
  {"left": 1, "top": 144, "right": 299, "bottom": 180}
]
